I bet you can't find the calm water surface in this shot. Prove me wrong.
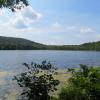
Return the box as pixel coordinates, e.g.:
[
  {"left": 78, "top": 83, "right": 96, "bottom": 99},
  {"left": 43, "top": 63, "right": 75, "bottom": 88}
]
[{"left": 0, "top": 50, "right": 100, "bottom": 71}]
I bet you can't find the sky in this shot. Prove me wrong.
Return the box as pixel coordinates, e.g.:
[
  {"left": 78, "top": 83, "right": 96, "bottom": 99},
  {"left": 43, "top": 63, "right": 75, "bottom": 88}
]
[{"left": 0, "top": 0, "right": 100, "bottom": 45}]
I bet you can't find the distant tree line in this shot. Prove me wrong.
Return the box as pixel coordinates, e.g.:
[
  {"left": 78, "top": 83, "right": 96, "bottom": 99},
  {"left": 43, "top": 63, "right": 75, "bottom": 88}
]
[
  {"left": 46, "top": 41, "right": 100, "bottom": 51},
  {"left": 0, "top": 36, "right": 46, "bottom": 50},
  {"left": 0, "top": 36, "right": 100, "bottom": 50}
]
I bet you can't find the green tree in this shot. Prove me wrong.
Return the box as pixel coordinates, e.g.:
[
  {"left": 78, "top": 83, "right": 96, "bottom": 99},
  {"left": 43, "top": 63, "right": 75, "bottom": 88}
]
[
  {"left": 59, "top": 65, "right": 100, "bottom": 100},
  {"left": 0, "top": 0, "right": 29, "bottom": 11},
  {"left": 14, "top": 61, "right": 60, "bottom": 100}
]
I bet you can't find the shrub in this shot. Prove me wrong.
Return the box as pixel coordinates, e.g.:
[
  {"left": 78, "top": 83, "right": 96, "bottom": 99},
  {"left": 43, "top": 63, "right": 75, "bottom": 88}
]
[
  {"left": 59, "top": 65, "right": 100, "bottom": 100},
  {"left": 14, "top": 61, "right": 60, "bottom": 100},
  {"left": 59, "top": 87, "right": 88, "bottom": 100}
]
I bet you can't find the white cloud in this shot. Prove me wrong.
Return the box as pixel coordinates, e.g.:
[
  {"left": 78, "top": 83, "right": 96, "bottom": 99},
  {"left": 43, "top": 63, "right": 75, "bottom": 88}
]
[
  {"left": 0, "top": 6, "right": 43, "bottom": 30},
  {"left": 49, "top": 22, "right": 77, "bottom": 33},
  {"left": 0, "top": 6, "right": 44, "bottom": 38},
  {"left": 20, "top": 6, "right": 43, "bottom": 21},
  {"left": 80, "top": 28, "right": 95, "bottom": 33},
  {"left": 52, "top": 22, "right": 61, "bottom": 28},
  {"left": 11, "top": 6, "right": 43, "bottom": 29}
]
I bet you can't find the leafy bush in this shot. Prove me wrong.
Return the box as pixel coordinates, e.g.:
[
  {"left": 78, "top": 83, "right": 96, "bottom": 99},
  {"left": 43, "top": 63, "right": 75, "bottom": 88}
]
[
  {"left": 14, "top": 61, "right": 60, "bottom": 100},
  {"left": 59, "top": 87, "right": 88, "bottom": 100},
  {"left": 59, "top": 65, "right": 100, "bottom": 100}
]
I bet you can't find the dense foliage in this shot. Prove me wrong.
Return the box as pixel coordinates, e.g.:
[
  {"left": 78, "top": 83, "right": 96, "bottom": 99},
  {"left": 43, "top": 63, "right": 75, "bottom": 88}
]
[
  {"left": 14, "top": 61, "right": 60, "bottom": 100},
  {"left": 0, "top": 36, "right": 100, "bottom": 50},
  {"left": 47, "top": 41, "right": 100, "bottom": 51},
  {"left": 0, "top": 0, "right": 28, "bottom": 11},
  {"left": 59, "top": 65, "right": 100, "bottom": 100},
  {"left": 0, "top": 36, "right": 46, "bottom": 50}
]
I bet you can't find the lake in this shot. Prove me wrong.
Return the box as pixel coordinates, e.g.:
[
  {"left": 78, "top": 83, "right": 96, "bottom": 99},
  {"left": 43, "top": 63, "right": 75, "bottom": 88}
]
[
  {"left": 0, "top": 50, "right": 100, "bottom": 71},
  {"left": 0, "top": 50, "right": 100, "bottom": 99}
]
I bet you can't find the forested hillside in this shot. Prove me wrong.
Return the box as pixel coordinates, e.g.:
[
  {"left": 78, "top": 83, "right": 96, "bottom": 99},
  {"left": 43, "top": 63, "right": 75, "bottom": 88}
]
[
  {"left": 47, "top": 41, "right": 100, "bottom": 51},
  {"left": 0, "top": 36, "right": 100, "bottom": 51},
  {"left": 0, "top": 36, "right": 46, "bottom": 50}
]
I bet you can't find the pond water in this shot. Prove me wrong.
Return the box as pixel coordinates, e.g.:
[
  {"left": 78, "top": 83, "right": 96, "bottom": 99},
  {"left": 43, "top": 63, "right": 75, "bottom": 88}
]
[{"left": 0, "top": 50, "right": 100, "bottom": 71}]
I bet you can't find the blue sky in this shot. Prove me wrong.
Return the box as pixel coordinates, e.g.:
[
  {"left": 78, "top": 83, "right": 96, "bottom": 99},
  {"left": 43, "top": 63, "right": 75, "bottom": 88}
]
[{"left": 0, "top": 0, "right": 100, "bottom": 45}]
